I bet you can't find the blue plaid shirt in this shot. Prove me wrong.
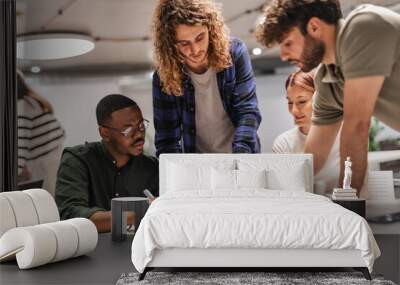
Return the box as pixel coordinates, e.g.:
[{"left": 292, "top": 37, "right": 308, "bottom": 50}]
[{"left": 153, "top": 38, "right": 262, "bottom": 156}]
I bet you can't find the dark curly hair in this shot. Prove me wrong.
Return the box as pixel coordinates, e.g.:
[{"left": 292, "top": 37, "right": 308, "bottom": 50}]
[{"left": 256, "top": 0, "right": 342, "bottom": 48}]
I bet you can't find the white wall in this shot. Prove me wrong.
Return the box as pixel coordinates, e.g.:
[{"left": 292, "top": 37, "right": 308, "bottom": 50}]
[
  {"left": 27, "top": 72, "right": 398, "bottom": 156},
  {"left": 255, "top": 73, "right": 294, "bottom": 152},
  {"left": 29, "top": 77, "right": 120, "bottom": 146}
]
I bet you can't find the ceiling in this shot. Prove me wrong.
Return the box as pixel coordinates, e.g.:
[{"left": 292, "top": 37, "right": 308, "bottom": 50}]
[{"left": 16, "top": 0, "right": 400, "bottom": 76}]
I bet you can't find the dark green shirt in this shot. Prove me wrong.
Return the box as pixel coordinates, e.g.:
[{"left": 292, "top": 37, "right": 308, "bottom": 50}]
[{"left": 55, "top": 142, "right": 159, "bottom": 220}]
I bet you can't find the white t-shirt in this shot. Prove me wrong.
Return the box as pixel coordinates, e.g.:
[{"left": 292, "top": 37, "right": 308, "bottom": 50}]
[
  {"left": 272, "top": 127, "right": 340, "bottom": 195},
  {"left": 189, "top": 68, "right": 235, "bottom": 153}
]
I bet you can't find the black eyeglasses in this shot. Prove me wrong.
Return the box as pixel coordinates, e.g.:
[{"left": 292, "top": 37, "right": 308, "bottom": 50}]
[{"left": 101, "top": 119, "right": 150, "bottom": 138}]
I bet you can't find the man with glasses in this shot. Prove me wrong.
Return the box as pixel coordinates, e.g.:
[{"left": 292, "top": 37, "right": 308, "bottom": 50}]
[
  {"left": 151, "top": 0, "right": 261, "bottom": 156},
  {"left": 55, "top": 94, "right": 158, "bottom": 233}
]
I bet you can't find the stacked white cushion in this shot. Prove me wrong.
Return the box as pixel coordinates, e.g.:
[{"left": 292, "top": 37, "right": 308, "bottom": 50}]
[
  {"left": 238, "top": 158, "right": 309, "bottom": 192},
  {"left": 0, "top": 226, "right": 57, "bottom": 269},
  {"left": 0, "top": 189, "right": 59, "bottom": 237},
  {"left": 0, "top": 196, "right": 17, "bottom": 237},
  {"left": 0, "top": 219, "right": 97, "bottom": 269},
  {"left": 24, "top": 189, "right": 60, "bottom": 223},
  {"left": 42, "top": 221, "right": 79, "bottom": 262},
  {"left": 1, "top": 191, "right": 39, "bottom": 227},
  {"left": 65, "top": 218, "right": 98, "bottom": 257},
  {"left": 0, "top": 189, "right": 98, "bottom": 269}
]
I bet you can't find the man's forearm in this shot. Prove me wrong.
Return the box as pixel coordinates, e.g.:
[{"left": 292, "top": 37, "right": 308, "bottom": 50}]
[
  {"left": 339, "top": 121, "right": 370, "bottom": 194},
  {"left": 89, "top": 211, "right": 112, "bottom": 233},
  {"left": 339, "top": 76, "right": 384, "bottom": 193},
  {"left": 304, "top": 121, "right": 341, "bottom": 175},
  {"left": 232, "top": 112, "right": 262, "bottom": 153},
  {"left": 304, "top": 139, "right": 328, "bottom": 175},
  {"left": 89, "top": 211, "right": 135, "bottom": 233}
]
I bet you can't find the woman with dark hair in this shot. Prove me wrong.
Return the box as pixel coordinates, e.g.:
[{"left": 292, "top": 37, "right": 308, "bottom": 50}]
[
  {"left": 17, "top": 71, "right": 65, "bottom": 196},
  {"left": 272, "top": 70, "right": 340, "bottom": 195}
]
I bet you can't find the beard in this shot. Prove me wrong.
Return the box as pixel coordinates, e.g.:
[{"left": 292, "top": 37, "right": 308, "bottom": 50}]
[{"left": 300, "top": 34, "right": 325, "bottom": 72}]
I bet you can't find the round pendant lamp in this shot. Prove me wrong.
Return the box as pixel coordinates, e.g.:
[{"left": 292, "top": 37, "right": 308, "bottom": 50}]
[{"left": 17, "top": 32, "right": 95, "bottom": 60}]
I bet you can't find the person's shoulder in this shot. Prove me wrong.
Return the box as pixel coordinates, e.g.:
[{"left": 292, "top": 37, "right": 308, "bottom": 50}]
[
  {"left": 137, "top": 154, "right": 159, "bottom": 170},
  {"left": 229, "top": 37, "right": 247, "bottom": 56},
  {"left": 313, "top": 64, "right": 332, "bottom": 95},
  {"left": 63, "top": 142, "right": 102, "bottom": 159},
  {"left": 314, "top": 64, "right": 326, "bottom": 83},
  {"left": 272, "top": 128, "right": 300, "bottom": 153},
  {"left": 152, "top": 69, "right": 178, "bottom": 100},
  {"left": 230, "top": 37, "right": 244, "bottom": 48},
  {"left": 347, "top": 4, "right": 398, "bottom": 25},
  {"left": 275, "top": 128, "right": 300, "bottom": 142},
  {"left": 152, "top": 70, "right": 160, "bottom": 83},
  {"left": 340, "top": 5, "right": 397, "bottom": 41},
  {"left": 138, "top": 154, "right": 158, "bottom": 164},
  {"left": 58, "top": 144, "right": 99, "bottom": 174},
  {"left": 17, "top": 97, "right": 43, "bottom": 118}
]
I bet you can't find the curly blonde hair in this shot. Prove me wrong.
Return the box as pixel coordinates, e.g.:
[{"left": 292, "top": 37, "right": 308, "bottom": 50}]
[{"left": 152, "top": 0, "right": 232, "bottom": 96}]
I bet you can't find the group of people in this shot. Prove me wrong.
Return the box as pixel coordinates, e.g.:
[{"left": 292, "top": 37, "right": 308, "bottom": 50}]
[{"left": 19, "top": 0, "right": 400, "bottom": 233}]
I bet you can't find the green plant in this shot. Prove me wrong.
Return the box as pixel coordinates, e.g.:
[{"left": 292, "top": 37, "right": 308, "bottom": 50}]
[{"left": 368, "top": 117, "right": 383, "bottom": 151}]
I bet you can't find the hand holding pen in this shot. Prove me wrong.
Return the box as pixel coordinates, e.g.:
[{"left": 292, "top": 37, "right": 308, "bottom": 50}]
[{"left": 143, "top": 189, "right": 156, "bottom": 204}]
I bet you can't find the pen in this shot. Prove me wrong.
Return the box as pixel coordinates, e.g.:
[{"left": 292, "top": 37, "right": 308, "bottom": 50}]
[{"left": 143, "top": 189, "right": 155, "bottom": 204}]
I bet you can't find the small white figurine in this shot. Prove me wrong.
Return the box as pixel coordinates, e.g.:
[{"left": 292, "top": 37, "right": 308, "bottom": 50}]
[{"left": 343, "top": 157, "right": 352, "bottom": 190}]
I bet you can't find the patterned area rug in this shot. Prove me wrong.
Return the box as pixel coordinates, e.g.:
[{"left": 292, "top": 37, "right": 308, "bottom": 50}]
[{"left": 116, "top": 271, "right": 396, "bottom": 285}]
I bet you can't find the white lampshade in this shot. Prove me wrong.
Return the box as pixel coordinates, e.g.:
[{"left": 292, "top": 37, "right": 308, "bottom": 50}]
[{"left": 17, "top": 33, "right": 95, "bottom": 60}]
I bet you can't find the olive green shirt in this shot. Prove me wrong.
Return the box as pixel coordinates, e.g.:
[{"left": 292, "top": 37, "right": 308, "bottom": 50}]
[
  {"left": 55, "top": 142, "right": 159, "bottom": 220},
  {"left": 313, "top": 4, "right": 400, "bottom": 131}
]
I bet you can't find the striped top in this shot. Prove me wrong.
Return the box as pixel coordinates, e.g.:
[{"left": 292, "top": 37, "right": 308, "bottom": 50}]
[{"left": 17, "top": 96, "right": 65, "bottom": 175}]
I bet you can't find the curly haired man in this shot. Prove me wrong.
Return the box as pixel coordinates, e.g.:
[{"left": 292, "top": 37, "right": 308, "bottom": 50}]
[{"left": 151, "top": 0, "right": 262, "bottom": 156}]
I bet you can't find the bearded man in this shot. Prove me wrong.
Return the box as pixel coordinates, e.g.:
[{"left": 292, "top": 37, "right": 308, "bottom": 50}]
[{"left": 256, "top": 0, "right": 400, "bottom": 194}]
